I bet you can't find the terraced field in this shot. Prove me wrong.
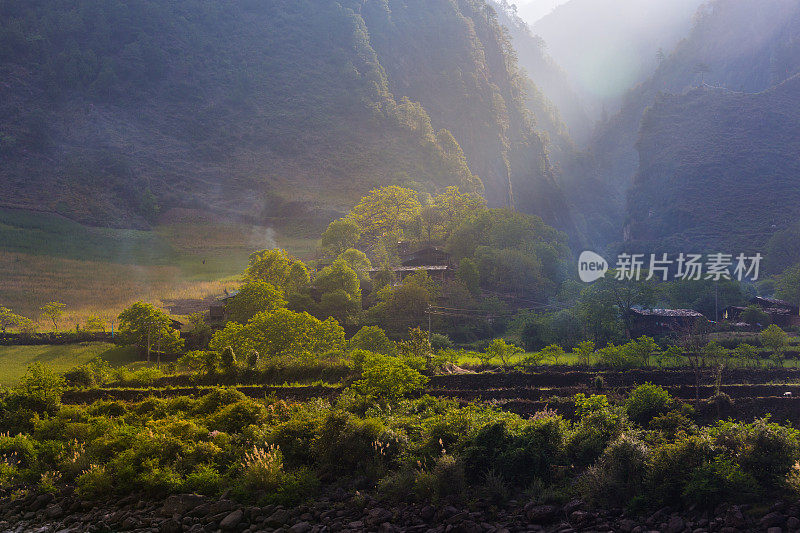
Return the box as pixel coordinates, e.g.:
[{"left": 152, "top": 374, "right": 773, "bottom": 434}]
[
  {"left": 59, "top": 366, "right": 800, "bottom": 425},
  {"left": 425, "top": 368, "right": 800, "bottom": 424}
]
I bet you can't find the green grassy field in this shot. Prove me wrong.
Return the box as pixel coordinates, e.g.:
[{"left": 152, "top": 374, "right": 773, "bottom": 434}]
[
  {"left": 453, "top": 351, "right": 584, "bottom": 367},
  {"left": 452, "top": 350, "right": 800, "bottom": 368},
  {"left": 0, "top": 343, "right": 140, "bottom": 387}
]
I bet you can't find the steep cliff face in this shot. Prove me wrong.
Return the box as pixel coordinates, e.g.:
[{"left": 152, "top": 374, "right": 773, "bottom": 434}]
[
  {"left": 0, "top": 0, "right": 572, "bottom": 232},
  {"left": 359, "top": 0, "right": 572, "bottom": 228}
]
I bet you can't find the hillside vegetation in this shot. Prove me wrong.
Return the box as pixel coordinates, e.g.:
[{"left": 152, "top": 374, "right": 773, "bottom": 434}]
[
  {"left": 627, "top": 75, "right": 800, "bottom": 254},
  {"left": 0, "top": 0, "right": 571, "bottom": 231}
]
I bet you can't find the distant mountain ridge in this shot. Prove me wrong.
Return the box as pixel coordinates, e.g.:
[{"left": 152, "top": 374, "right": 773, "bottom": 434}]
[{"left": 560, "top": 0, "right": 800, "bottom": 250}]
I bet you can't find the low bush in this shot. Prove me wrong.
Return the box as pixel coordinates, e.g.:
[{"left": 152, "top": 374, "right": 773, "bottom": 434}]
[
  {"left": 184, "top": 464, "right": 223, "bottom": 495},
  {"left": 415, "top": 454, "right": 465, "bottom": 501},
  {"left": 709, "top": 418, "right": 800, "bottom": 487},
  {"left": 76, "top": 464, "right": 113, "bottom": 499},
  {"left": 461, "top": 416, "right": 566, "bottom": 487},
  {"left": 240, "top": 443, "right": 284, "bottom": 492},
  {"left": 313, "top": 411, "right": 386, "bottom": 475},
  {"left": 566, "top": 394, "right": 628, "bottom": 467},
  {"left": 646, "top": 435, "right": 715, "bottom": 506},
  {"left": 7, "top": 357, "right": 800, "bottom": 513},
  {"left": 682, "top": 457, "right": 760, "bottom": 508}
]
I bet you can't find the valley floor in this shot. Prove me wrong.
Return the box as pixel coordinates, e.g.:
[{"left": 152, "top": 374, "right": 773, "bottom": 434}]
[
  {"left": 0, "top": 207, "right": 318, "bottom": 328},
  {"left": 0, "top": 343, "right": 136, "bottom": 387}
]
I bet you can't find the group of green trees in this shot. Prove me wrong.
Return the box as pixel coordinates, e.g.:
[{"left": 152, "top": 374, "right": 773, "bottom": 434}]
[
  {"left": 106, "top": 183, "right": 800, "bottom": 373},
  {"left": 191, "top": 185, "right": 570, "bottom": 352}
]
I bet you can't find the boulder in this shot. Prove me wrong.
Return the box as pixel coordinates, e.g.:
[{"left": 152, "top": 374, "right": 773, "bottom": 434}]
[
  {"left": 266, "top": 509, "right": 292, "bottom": 527},
  {"left": 161, "top": 494, "right": 206, "bottom": 517},
  {"left": 666, "top": 515, "right": 685, "bottom": 533},
  {"left": 160, "top": 518, "right": 183, "bottom": 533},
  {"left": 220, "top": 509, "right": 244, "bottom": 530},
  {"left": 524, "top": 504, "right": 560, "bottom": 523},
  {"left": 288, "top": 522, "right": 311, "bottom": 533}
]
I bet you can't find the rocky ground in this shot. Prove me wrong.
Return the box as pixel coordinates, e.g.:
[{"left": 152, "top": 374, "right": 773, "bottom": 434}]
[{"left": 0, "top": 490, "right": 798, "bottom": 533}]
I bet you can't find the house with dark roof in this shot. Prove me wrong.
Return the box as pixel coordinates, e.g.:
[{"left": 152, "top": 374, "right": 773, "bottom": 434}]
[
  {"left": 369, "top": 244, "right": 455, "bottom": 283},
  {"left": 629, "top": 308, "right": 707, "bottom": 336},
  {"left": 722, "top": 296, "right": 800, "bottom": 327},
  {"left": 209, "top": 289, "right": 239, "bottom": 320}
]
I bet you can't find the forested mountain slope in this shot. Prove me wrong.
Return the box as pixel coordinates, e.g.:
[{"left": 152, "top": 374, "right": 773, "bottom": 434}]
[
  {"left": 626, "top": 75, "right": 800, "bottom": 254},
  {"left": 490, "top": 0, "right": 590, "bottom": 146},
  {"left": 0, "top": 0, "right": 571, "bottom": 232}
]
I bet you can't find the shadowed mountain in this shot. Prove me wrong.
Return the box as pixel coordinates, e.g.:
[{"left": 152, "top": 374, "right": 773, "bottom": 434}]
[
  {"left": 0, "top": 0, "right": 573, "bottom": 233},
  {"left": 626, "top": 75, "right": 800, "bottom": 255}
]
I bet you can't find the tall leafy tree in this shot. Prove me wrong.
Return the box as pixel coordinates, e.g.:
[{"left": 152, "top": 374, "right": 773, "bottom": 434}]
[
  {"left": 761, "top": 324, "right": 789, "bottom": 367},
  {"left": 118, "top": 302, "right": 184, "bottom": 361},
  {"left": 347, "top": 186, "right": 422, "bottom": 242},
  {"left": 226, "top": 282, "right": 287, "bottom": 324},
  {"left": 776, "top": 264, "right": 800, "bottom": 306},
  {"left": 321, "top": 218, "right": 362, "bottom": 257},
  {"left": 433, "top": 186, "right": 486, "bottom": 238},
  {"left": 0, "top": 307, "right": 23, "bottom": 333},
  {"left": 245, "top": 249, "right": 309, "bottom": 294},
  {"left": 40, "top": 301, "right": 66, "bottom": 331},
  {"left": 314, "top": 260, "right": 362, "bottom": 322},
  {"left": 210, "top": 308, "right": 345, "bottom": 360},
  {"left": 336, "top": 248, "right": 372, "bottom": 282}
]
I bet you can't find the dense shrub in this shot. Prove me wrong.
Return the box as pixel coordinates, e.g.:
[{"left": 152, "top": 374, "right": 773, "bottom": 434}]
[
  {"left": 462, "top": 417, "right": 566, "bottom": 486},
  {"left": 580, "top": 434, "right": 650, "bottom": 507},
  {"left": 566, "top": 394, "right": 627, "bottom": 467},
  {"left": 8, "top": 354, "right": 800, "bottom": 512},
  {"left": 240, "top": 444, "right": 284, "bottom": 492},
  {"left": 709, "top": 418, "right": 800, "bottom": 487},
  {"left": 624, "top": 383, "right": 672, "bottom": 425},
  {"left": 682, "top": 457, "right": 760, "bottom": 508},
  {"left": 430, "top": 333, "right": 452, "bottom": 350},
  {"left": 205, "top": 398, "right": 268, "bottom": 433},
  {"left": 646, "top": 435, "right": 715, "bottom": 506},
  {"left": 313, "top": 411, "right": 386, "bottom": 475},
  {"left": 76, "top": 464, "right": 113, "bottom": 499},
  {"left": 351, "top": 353, "right": 428, "bottom": 405},
  {"left": 184, "top": 464, "right": 223, "bottom": 495},
  {"left": 63, "top": 357, "right": 110, "bottom": 387},
  {"left": 415, "top": 454, "right": 466, "bottom": 500},
  {"left": 348, "top": 326, "right": 396, "bottom": 355}
]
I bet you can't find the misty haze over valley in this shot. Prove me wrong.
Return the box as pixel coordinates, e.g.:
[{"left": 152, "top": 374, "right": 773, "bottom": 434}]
[{"left": 3, "top": 2, "right": 800, "bottom": 529}]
